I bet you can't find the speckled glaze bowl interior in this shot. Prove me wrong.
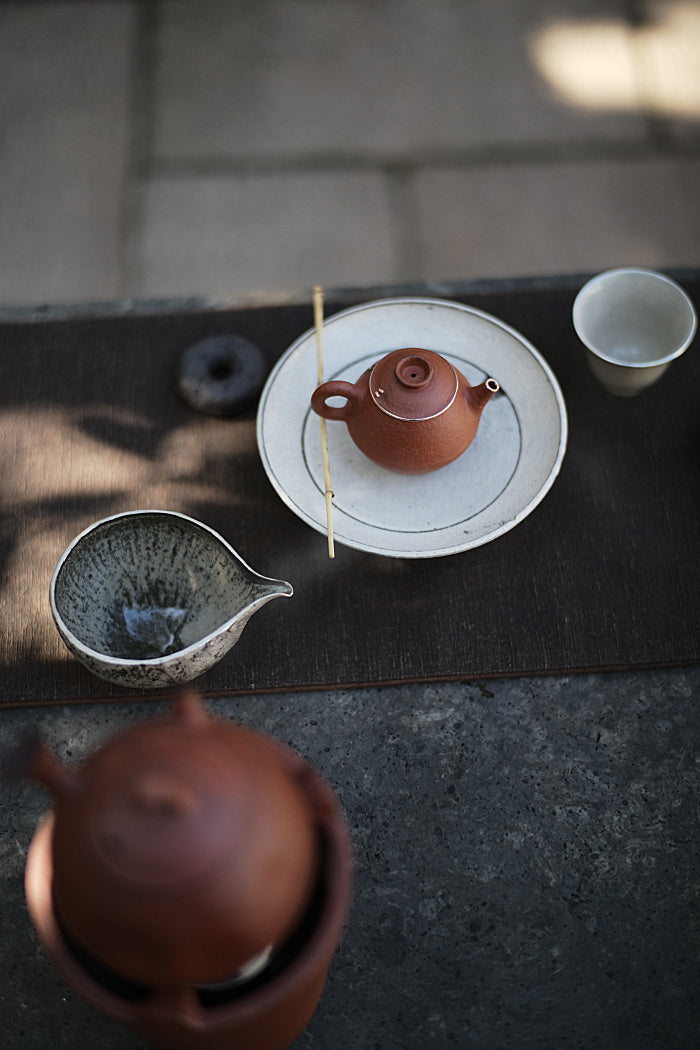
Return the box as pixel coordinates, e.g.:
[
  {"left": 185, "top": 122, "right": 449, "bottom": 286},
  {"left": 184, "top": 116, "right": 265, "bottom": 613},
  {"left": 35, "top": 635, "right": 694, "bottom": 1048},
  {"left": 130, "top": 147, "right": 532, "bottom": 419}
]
[{"left": 50, "top": 510, "right": 292, "bottom": 688}]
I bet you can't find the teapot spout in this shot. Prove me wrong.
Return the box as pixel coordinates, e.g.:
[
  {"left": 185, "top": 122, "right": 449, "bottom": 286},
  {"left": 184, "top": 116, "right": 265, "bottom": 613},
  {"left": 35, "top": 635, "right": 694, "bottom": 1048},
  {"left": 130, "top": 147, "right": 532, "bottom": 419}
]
[{"left": 467, "top": 377, "right": 500, "bottom": 413}]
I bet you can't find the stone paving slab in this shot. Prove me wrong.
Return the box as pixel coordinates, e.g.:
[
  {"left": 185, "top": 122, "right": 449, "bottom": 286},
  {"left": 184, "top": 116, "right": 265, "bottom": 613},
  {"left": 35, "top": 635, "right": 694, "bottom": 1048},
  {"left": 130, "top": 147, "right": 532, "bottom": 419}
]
[
  {"left": 0, "top": 3, "right": 133, "bottom": 307},
  {"left": 152, "top": 0, "right": 647, "bottom": 163},
  {"left": 134, "top": 156, "right": 700, "bottom": 298},
  {"left": 412, "top": 157, "right": 700, "bottom": 280},
  {"left": 0, "top": 0, "right": 698, "bottom": 309},
  {"left": 135, "top": 170, "right": 399, "bottom": 298}
]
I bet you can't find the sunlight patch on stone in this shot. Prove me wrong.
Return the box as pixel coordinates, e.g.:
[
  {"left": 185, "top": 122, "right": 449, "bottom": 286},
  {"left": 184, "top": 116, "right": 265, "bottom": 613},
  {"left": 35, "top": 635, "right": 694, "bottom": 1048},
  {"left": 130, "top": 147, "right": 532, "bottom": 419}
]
[{"left": 528, "top": 2, "right": 700, "bottom": 119}]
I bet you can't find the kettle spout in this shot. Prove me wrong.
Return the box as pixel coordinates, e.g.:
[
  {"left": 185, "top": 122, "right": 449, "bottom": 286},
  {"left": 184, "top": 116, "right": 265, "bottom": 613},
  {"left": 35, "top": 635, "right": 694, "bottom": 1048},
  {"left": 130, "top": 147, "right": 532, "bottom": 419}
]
[
  {"left": 3, "top": 732, "right": 81, "bottom": 801},
  {"left": 467, "top": 377, "right": 500, "bottom": 412}
]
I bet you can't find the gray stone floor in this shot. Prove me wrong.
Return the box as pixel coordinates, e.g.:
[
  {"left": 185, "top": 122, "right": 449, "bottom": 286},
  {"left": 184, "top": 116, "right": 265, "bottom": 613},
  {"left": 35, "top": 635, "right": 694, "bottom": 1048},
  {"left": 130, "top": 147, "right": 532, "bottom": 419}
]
[
  {"left": 1, "top": 0, "right": 699, "bottom": 308},
  {"left": 2, "top": 668, "right": 700, "bottom": 1049}
]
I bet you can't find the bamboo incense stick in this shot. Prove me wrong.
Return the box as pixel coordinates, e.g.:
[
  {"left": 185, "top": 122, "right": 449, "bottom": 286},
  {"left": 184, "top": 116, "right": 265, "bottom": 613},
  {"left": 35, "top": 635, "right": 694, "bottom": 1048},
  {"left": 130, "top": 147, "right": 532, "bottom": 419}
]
[{"left": 313, "top": 284, "right": 335, "bottom": 558}]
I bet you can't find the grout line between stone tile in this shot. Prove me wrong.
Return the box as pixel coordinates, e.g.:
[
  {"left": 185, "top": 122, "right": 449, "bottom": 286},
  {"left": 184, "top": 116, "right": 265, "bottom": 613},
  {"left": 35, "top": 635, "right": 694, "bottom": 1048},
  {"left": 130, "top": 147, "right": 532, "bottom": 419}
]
[
  {"left": 146, "top": 135, "right": 700, "bottom": 181},
  {"left": 383, "top": 164, "right": 423, "bottom": 283},
  {"left": 119, "top": 0, "right": 160, "bottom": 298}
]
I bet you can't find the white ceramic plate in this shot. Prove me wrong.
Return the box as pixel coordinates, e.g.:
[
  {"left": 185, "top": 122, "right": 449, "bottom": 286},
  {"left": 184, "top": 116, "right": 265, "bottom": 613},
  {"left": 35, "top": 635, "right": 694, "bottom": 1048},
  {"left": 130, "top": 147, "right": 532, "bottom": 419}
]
[{"left": 256, "top": 298, "right": 568, "bottom": 558}]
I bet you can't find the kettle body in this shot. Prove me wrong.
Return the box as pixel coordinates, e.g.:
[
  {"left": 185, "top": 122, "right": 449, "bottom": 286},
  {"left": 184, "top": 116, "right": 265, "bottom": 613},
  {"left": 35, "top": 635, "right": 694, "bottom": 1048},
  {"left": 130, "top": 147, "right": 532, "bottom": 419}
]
[{"left": 17, "top": 692, "right": 353, "bottom": 1050}]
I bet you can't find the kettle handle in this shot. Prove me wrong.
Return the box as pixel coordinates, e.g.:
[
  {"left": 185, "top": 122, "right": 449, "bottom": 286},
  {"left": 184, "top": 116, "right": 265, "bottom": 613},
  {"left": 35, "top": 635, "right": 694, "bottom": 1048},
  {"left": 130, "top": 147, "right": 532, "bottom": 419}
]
[{"left": 311, "top": 380, "right": 358, "bottom": 421}]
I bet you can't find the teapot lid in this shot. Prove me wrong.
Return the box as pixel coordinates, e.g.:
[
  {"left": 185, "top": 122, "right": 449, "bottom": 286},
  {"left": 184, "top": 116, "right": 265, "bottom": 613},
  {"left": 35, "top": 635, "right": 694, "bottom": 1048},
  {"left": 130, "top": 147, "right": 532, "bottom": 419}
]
[{"left": 369, "top": 348, "right": 458, "bottom": 421}]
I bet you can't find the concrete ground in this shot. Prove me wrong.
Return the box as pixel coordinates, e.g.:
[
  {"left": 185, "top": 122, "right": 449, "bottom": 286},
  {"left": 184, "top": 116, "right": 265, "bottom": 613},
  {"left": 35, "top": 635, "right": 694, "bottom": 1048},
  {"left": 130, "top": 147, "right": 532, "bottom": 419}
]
[
  {"left": 2, "top": 667, "right": 700, "bottom": 1050},
  {"left": 1, "top": 0, "right": 699, "bottom": 310}
]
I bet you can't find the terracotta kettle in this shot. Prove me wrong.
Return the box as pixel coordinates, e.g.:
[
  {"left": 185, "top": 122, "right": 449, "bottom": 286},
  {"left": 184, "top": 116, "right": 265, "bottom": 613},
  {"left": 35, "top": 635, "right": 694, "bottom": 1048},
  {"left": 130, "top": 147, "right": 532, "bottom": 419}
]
[
  {"left": 311, "top": 347, "right": 499, "bottom": 474},
  {"left": 14, "top": 691, "right": 353, "bottom": 1050}
]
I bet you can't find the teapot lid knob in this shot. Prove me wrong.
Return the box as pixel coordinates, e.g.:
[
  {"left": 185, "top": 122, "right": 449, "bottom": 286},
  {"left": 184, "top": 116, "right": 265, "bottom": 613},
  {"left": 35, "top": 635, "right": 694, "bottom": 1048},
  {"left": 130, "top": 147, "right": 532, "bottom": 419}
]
[{"left": 394, "top": 353, "right": 433, "bottom": 388}]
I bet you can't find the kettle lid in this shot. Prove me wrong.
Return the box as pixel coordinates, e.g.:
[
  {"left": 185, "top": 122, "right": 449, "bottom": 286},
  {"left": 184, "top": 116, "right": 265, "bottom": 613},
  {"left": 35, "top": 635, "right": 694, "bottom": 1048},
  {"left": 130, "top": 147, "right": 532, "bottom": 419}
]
[{"left": 369, "top": 348, "right": 458, "bottom": 421}]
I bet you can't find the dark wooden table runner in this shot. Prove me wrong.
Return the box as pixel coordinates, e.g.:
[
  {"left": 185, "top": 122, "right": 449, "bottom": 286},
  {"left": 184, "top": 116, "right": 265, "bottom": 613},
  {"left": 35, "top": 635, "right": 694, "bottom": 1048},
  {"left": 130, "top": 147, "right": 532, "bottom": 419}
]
[{"left": 1, "top": 274, "right": 698, "bottom": 706}]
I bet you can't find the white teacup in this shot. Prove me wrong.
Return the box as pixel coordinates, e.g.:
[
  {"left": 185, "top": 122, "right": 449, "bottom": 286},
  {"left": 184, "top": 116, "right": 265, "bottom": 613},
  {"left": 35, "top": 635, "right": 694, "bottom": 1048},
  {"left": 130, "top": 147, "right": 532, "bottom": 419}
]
[{"left": 573, "top": 268, "right": 697, "bottom": 396}]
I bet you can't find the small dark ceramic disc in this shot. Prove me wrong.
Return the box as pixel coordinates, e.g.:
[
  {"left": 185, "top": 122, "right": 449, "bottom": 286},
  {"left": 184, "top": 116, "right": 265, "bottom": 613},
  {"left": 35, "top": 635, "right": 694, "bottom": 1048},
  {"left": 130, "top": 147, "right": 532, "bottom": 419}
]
[{"left": 178, "top": 335, "right": 267, "bottom": 416}]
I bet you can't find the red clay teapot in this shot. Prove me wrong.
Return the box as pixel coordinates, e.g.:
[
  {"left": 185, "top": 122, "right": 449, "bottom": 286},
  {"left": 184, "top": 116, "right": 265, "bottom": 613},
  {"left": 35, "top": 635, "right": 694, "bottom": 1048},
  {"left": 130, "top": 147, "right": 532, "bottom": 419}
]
[
  {"left": 14, "top": 691, "right": 353, "bottom": 1050},
  {"left": 311, "top": 347, "right": 499, "bottom": 474}
]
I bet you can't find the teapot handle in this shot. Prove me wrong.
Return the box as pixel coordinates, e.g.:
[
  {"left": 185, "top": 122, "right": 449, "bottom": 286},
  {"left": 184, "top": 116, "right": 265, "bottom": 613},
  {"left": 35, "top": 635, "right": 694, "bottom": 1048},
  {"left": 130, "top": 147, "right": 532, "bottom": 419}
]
[{"left": 311, "top": 380, "right": 358, "bottom": 421}]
